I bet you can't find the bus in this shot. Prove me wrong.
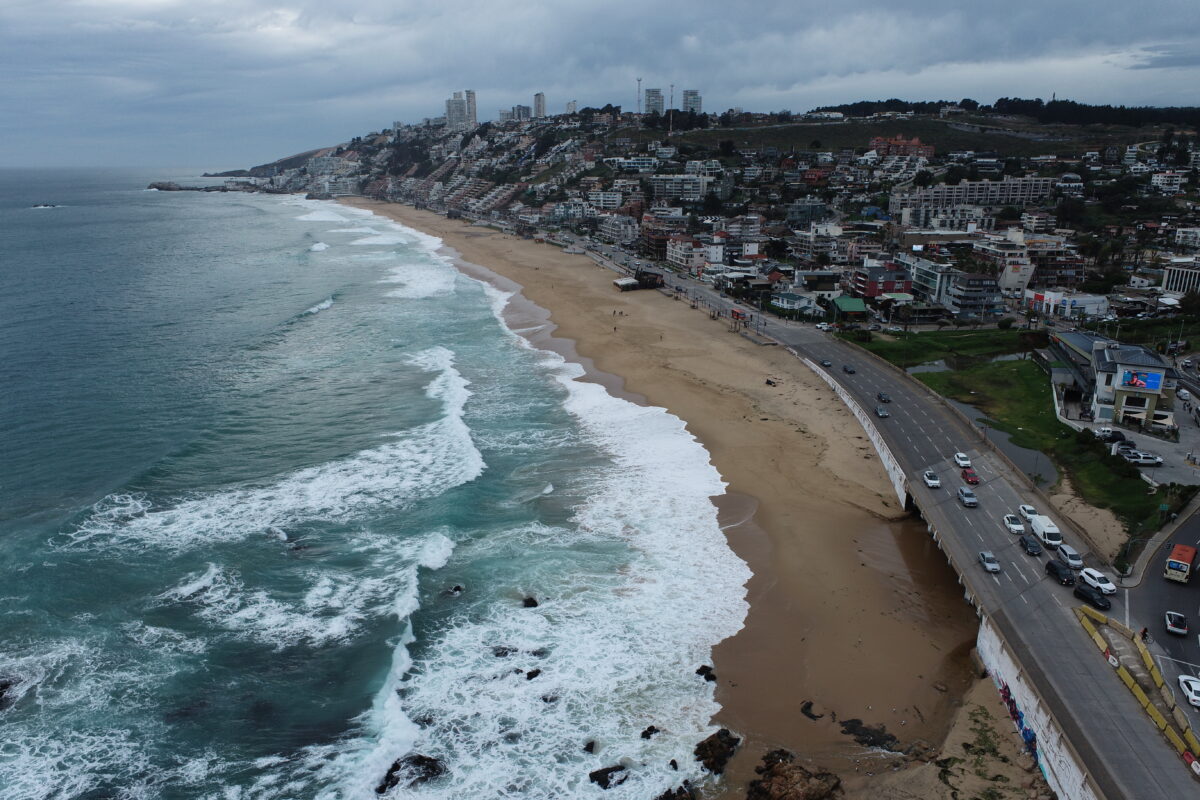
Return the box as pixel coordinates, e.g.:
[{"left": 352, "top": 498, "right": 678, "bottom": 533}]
[{"left": 1165, "top": 544, "right": 1197, "bottom": 583}]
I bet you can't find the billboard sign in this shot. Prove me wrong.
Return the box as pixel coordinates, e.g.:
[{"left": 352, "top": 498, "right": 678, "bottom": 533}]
[{"left": 1121, "top": 370, "right": 1162, "bottom": 391}]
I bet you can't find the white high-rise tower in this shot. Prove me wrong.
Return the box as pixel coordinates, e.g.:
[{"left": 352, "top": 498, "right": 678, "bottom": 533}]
[
  {"left": 682, "top": 89, "right": 702, "bottom": 114},
  {"left": 533, "top": 92, "right": 546, "bottom": 118},
  {"left": 644, "top": 88, "right": 664, "bottom": 116}
]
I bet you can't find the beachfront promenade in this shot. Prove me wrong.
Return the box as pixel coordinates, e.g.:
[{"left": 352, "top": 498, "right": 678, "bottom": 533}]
[{"left": 655, "top": 270, "right": 1197, "bottom": 799}]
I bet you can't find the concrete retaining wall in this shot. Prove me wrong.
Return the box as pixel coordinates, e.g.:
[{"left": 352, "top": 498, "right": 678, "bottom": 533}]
[
  {"left": 977, "top": 617, "right": 1103, "bottom": 800},
  {"left": 799, "top": 354, "right": 908, "bottom": 505}
]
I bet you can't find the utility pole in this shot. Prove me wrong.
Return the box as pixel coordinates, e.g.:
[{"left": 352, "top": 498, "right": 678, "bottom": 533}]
[{"left": 669, "top": 84, "right": 674, "bottom": 136}]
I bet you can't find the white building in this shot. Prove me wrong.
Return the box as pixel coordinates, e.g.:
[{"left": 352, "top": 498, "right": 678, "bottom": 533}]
[
  {"left": 646, "top": 174, "right": 712, "bottom": 201},
  {"left": 666, "top": 235, "right": 706, "bottom": 272},
  {"left": 1022, "top": 289, "right": 1109, "bottom": 319},
  {"left": 598, "top": 214, "right": 639, "bottom": 245},
  {"left": 1163, "top": 257, "right": 1200, "bottom": 295},
  {"left": 974, "top": 229, "right": 1034, "bottom": 294},
  {"left": 681, "top": 89, "right": 702, "bottom": 114},
  {"left": 644, "top": 88, "right": 664, "bottom": 116},
  {"left": 1152, "top": 171, "right": 1185, "bottom": 194},
  {"left": 588, "top": 191, "right": 623, "bottom": 210},
  {"left": 889, "top": 176, "right": 1056, "bottom": 213},
  {"left": 533, "top": 92, "right": 546, "bottom": 118},
  {"left": 1175, "top": 228, "right": 1200, "bottom": 251},
  {"left": 446, "top": 92, "right": 468, "bottom": 130},
  {"left": 464, "top": 90, "right": 477, "bottom": 127}
]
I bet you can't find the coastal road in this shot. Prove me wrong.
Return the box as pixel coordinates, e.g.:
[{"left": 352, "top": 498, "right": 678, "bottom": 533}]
[{"left": 652, "top": 272, "right": 1199, "bottom": 797}]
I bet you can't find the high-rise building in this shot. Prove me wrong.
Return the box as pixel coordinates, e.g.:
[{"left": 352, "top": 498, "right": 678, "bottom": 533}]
[
  {"left": 498, "top": 109, "right": 514, "bottom": 122},
  {"left": 533, "top": 92, "right": 546, "bottom": 118},
  {"left": 464, "top": 90, "right": 477, "bottom": 127},
  {"left": 565, "top": 100, "right": 577, "bottom": 115},
  {"left": 446, "top": 91, "right": 467, "bottom": 130},
  {"left": 644, "top": 88, "right": 664, "bottom": 116},
  {"left": 682, "top": 89, "right": 702, "bottom": 114},
  {"left": 513, "top": 104, "right": 532, "bottom": 121}
]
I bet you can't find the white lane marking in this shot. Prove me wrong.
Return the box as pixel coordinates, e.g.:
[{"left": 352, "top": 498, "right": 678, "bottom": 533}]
[{"left": 993, "top": 575, "right": 1001, "bottom": 586}]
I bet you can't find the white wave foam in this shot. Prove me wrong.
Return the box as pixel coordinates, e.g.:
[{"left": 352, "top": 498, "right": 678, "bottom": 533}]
[
  {"left": 382, "top": 260, "right": 457, "bottom": 299},
  {"left": 303, "top": 297, "right": 334, "bottom": 315},
  {"left": 325, "top": 226, "right": 382, "bottom": 235},
  {"left": 64, "top": 347, "right": 484, "bottom": 553},
  {"left": 296, "top": 209, "right": 349, "bottom": 223},
  {"left": 325, "top": 293, "right": 752, "bottom": 798},
  {"left": 309, "top": 242, "right": 329, "bottom": 252}
]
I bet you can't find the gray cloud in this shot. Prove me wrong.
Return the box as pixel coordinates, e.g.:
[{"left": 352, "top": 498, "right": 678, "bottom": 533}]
[{"left": 2, "top": 0, "right": 1199, "bottom": 167}]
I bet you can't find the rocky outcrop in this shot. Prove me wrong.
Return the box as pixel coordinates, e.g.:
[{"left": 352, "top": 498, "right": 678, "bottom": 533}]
[
  {"left": 588, "top": 765, "right": 627, "bottom": 789},
  {"left": 746, "top": 750, "right": 842, "bottom": 800},
  {"left": 522, "top": 596, "right": 539, "bottom": 608},
  {"left": 838, "top": 718, "right": 900, "bottom": 752},
  {"left": 695, "top": 665, "right": 717, "bottom": 682},
  {"left": 653, "top": 783, "right": 696, "bottom": 800},
  {"left": 375, "top": 754, "right": 446, "bottom": 793},
  {"left": 694, "top": 728, "right": 740, "bottom": 774}
]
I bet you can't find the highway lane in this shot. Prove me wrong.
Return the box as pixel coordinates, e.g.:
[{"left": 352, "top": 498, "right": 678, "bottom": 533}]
[{"left": 647, "top": 276, "right": 1200, "bottom": 795}]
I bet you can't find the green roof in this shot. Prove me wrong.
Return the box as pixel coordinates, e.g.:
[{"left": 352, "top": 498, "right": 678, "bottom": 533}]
[{"left": 833, "top": 296, "right": 867, "bottom": 312}]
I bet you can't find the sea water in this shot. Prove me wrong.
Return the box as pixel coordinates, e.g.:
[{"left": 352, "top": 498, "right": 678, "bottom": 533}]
[{"left": 0, "top": 169, "right": 750, "bottom": 798}]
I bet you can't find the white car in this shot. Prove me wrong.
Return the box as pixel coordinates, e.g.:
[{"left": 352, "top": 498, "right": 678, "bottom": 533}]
[
  {"left": 953, "top": 452, "right": 972, "bottom": 468},
  {"left": 1018, "top": 504, "right": 1038, "bottom": 521},
  {"left": 1003, "top": 514, "right": 1024, "bottom": 534},
  {"left": 1079, "top": 568, "right": 1117, "bottom": 595},
  {"left": 922, "top": 470, "right": 941, "bottom": 488},
  {"left": 1179, "top": 675, "right": 1200, "bottom": 708},
  {"left": 979, "top": 551, "right": 1001, "bottom": 573}
]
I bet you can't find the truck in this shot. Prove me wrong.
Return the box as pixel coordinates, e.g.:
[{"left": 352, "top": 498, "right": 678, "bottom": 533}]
[
  {"left": 1165, "top": 543, "right": 1197, "bottom": 583},
  {"left": 1030, "top": 515, "right": 1062, "bottom": 550}
]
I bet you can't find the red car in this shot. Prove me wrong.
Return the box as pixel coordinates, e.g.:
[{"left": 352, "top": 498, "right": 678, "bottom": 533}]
[{"left": 961, "top": 468, "right": 980, "bottom": 485}]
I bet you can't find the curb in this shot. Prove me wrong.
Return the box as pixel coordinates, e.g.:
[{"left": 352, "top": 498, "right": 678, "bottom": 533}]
[{"left": 1073, "top": 606, "right": 1200, "bottom": 778}]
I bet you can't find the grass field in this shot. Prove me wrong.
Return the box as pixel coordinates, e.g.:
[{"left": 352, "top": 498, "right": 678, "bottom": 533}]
[
  {"left": 844, "top": 329, "right": 1048, "bottom": 369},
  {"left": 918, "top": 359, "right": 1195, "bottom": 558}
]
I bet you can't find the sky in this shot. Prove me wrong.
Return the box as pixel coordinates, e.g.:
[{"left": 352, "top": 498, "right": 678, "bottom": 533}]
[{"left": 3, "top": 0, "right": 1200, "bottom": 169}]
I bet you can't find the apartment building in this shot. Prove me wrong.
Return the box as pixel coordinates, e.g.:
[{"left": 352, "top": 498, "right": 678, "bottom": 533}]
[
  {"left": 850, "top": 261, "right": 912, "bottom": 298},
  {"left": 666, "top": 234, "right": 706, "bottom": 271},
  {"left": 644, "top": 88, "right": 664, "bottom": 116},
  {"left": 1163, "top": 257, "right": 1200, "bottom": 295},
  {"left": 646, "top": 174, "right": 712, "bottom": 201},
  {"left": 681, "top": 90, "right": 702, "bottom": 114},
  {"left": 889, "top": 176, "right": 1056, "bottom": 214},
  {"left": 945, "top": 273, "right": 1004, "bottom": 317}
]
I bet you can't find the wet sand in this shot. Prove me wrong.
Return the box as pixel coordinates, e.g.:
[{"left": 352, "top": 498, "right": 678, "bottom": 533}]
[{"left": 341, "top": 200, "right": 984, "bottom": 795}]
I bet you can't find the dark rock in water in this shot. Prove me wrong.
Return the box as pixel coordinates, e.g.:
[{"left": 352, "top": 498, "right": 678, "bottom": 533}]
[
  {"left": 669, "top": 759, "right": 678, "bottom": 770},
  {"left": 641, "top": 725, "right": 660, "bottom": 739},
  {"left": 412, "top": 714, "right": 434, "bottom": 727},
  {"left": 800, "top": 700, "right": 824, "bottom": 720},
  {"left": 522, "top": 596, "right": 539, "bottom": 608},
  {"left": 528, "top": 647, "right": 549, "bottom": 658},
  {"left": 747, "top": 749, "right": 842, "bottom": 799},
  {"left": 653, "top": 784, "right": 696, "bottom": 800},
  {"left": 583, "top": 740, "right": 596, "bottom": 753},
  {"left": 0, "top": 678, "right": 16, "bottom": 704},
  {"left": 838, "top": 719, "right": 900, "bottom": 752},
  {"left": 492, "top": 646, "right": 516, "bottom": 658},
  {"left": 376, "top": 754, "right": 446, "bottom": 793},
  {"left": 695, "top": 665, "right": 717, "bottom": 682},
  {"left": 694, "top": 728, "right": 740, "bottom": 774},
  {"left": 147, "top": 181, "right": 183, "bottom": 191},
  {"left": 443, "top": 585, "right": 464, "bottom": 597},
  {"left": 541, "top": 694, "right": 558, "bottom": 704},
  {"left": 588, "top": 765, "right": 627, "bottom": 789},
  {"left": 525, "top": 669, "right": 542, "bottom": 680}
]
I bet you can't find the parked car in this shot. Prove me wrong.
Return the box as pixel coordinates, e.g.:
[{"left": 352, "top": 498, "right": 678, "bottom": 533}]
[
  {"left": 958, "top": 487, "right": 978, "bottom": 507},
  {"left": 1124, "top": 452, "right": 1164, "bottom": 466},
  {"left": 1046, "top": 560, "right": 1076, "bottom": 585},
  {"left": 875, "top": 405, "right": 890, "bottom": 418},
  {"left": 1080, "top": 568, "right": 1117, "bottom": 595},
  {"left": 876, "top": 391, "right": 891, "bottom": 403},
  {"left": 1003, "top": 514, "right": 1024, "bottom": 534},
  {"left": 1057, "top": 543, "right": 1084, "bottom": 569},
  {"left": 1018, "top": 504, "right": 1038, "bottom": 521},
  {"left": 961, "top": 467, "right": 980, "bottom": 485},
  {"left": 1073, "top": 584, "right": 1112, "bottom": 610},
  {"left": 820, "top": 359, "right": 833, "bottom": 367},
  {"left": 867, "top": 323, "right": 881, "bottom": 331},
  {"left": 1178, "top": 675, "right": 1200, "bottom": 708},
  {"left": 843, "top": 364, "right": 856, "bottom": 374},
  {"left": 953, "top": 452, "right": 972, "bottom": 468},
  {"left": 1166, "top": 611, "right": 1189, "bottom": 636},
  {"left": 979, "top": 551, "right": 1001, "bottom": 573},
  {"left": 1018, "top": 535, "right": 1043, "bottom": 556},
  {"left": 922, "top": 470, "right": 941, "bottom": 488}
]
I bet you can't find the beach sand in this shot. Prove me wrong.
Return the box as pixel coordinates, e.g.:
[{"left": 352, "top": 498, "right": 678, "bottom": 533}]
[{"left": 342, "top": 199, "right": 1026, "bottom": 797}]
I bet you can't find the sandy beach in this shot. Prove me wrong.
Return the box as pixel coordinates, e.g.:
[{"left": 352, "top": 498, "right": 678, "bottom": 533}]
[{"left": 342, "top": 199, "right": 1042, "bottom": 798}]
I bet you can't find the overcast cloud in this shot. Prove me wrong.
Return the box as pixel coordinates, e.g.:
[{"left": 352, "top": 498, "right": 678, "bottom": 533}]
[{"left": 3, "top": 0, "right": 1199, "bottom": 168}]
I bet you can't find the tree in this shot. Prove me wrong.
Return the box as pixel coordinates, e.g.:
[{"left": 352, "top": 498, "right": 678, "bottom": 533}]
[
  {"left": 997, "top": 317, "right": 1016, "bottom": 330},
  {"left": 914, "top": 170, "right": 933, "bottom": 187},
  {"left": 809, "top": 139, "right": 822, "bottom": 150},
  {"left": 1180, "top": 291, "right": 1200, "bottom": 317},
  {"left": 719, "top": 140, "right": 736, "bottom": 158}
]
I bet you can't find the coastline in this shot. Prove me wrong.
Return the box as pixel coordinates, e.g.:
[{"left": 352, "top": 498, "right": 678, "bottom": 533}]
[{"left": 340, "top": 199, "right": 1003, "bottom": 796}]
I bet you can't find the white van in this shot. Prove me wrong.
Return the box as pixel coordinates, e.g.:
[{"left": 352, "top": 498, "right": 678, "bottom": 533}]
[
  {"left": 1179, "top": 389, "right": 1191, "bottom": 401},
  {"left": 1030, "top": 515, "right": 1062, "bottom": 549}
]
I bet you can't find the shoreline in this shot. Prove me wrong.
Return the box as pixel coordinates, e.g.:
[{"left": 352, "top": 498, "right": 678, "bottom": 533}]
[{"left": 340, "top": 199, "right": 996, "bottom": 796}]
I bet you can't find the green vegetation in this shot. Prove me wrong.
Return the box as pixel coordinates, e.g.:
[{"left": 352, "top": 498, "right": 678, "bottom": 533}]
[
  {"left": 675, "top": 116, "right": 1155, "bottom": 159},
  {"left": 843, "top": 329, "right": 1047, "bottom": 368},
  {"left": 917, "top": 360, "right": 1195, "bottom": 546}
]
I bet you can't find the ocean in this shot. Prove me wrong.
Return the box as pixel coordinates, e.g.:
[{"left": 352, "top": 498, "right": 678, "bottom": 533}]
[{"left": 0, "top": 169, "right": 750, "bottom": 799}]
